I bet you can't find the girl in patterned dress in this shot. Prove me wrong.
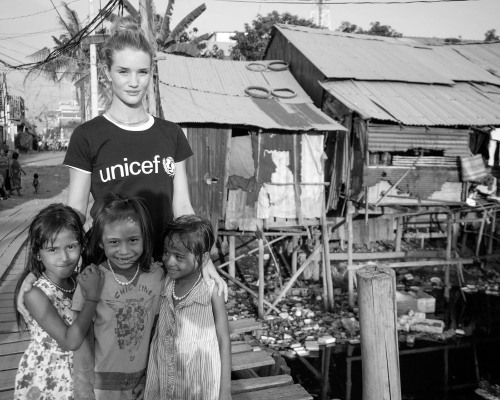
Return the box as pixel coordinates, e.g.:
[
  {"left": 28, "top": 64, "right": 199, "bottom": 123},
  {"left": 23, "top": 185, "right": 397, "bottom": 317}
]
[
  {"left": 145, "top": 215, "right": 231, "bottom": 400},
  {"left": 13, "top": 204, "right": 103, "bottom": 400}
]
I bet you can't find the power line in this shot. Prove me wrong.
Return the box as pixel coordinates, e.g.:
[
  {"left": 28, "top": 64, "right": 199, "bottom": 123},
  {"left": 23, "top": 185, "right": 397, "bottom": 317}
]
[
  {"left": 0, "top": 0, "right": 82, "bottom": 21},
  {"left": 212, "top": 0, "right": 478, "bottom": 4}
]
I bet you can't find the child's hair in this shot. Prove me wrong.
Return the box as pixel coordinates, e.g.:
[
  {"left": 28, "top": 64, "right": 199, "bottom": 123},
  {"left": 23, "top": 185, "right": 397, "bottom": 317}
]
[
  {"left": 85, "top": 192, "right": 153, "bottom": 271},
  {"left": 163, "top": 215, "right": 215, "bottom": 269},
  {"left": 14, "top": 203, "right": 85, "bottom": 328},
  {"left": 12, "top": 152, "right": 19, "bottom": 160},
  {"left": 34, "top": 173, "right": 38, "bottom": 178},
  {"left": 101, "top": 15, "right": 154, "bottom": 69}
]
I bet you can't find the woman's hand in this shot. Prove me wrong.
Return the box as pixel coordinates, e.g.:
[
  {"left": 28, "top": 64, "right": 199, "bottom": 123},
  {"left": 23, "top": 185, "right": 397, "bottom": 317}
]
[
  {"left": 202, "top": 259, "right": 228, "bottom": 302},
  {"left": 17, "top": 273, "right": 37, "bottom": 322}
]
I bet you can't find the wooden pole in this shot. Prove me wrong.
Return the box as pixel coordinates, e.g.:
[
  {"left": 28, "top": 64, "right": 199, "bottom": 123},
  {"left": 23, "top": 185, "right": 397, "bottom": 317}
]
[
  {"left": 229, "top": 235, "right": 236, "bottom": 278},
  {"left": 258, "top": 238, "right": 264, "bottom": 318},
  {"left": 395, "top": 217, "right": 403, "bottom": 252},
  {"left": 347, "top": 201, "right": 355, "bottom": 308},
  {"left": 88, "top": 0, "right": 98, "bottom": 119},
  {"left": 356, "top": 265, "right": 402, "bottom": 400},
  {"left": 139, "top": 0, "right": 157, "bottom": 115},
  {"left": 322, "top": 204, "right": 334, "bottom": 311},
  {"left": 488, "top": 210, "right": 496, "bottom": 255},
  {"left": 445, "top": 214, "right": 453, "bottom": 301},
  {"left": 265, "top": 244, "right": 323, "bottom": 315},
  {"left": 291, "top": 236, "right": 299, "bottom": 275}
]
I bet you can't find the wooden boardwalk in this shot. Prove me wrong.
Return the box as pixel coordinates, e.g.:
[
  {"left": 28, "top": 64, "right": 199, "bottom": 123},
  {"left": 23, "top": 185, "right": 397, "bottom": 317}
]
[{"left": 0, "top": 191, "right": 312, "bottom": 399}]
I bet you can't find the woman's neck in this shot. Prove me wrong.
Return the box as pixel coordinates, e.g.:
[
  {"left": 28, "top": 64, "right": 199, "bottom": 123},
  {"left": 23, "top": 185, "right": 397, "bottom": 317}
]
[{"left": 107, "top": 103, "right": 148, "bottom": 121}]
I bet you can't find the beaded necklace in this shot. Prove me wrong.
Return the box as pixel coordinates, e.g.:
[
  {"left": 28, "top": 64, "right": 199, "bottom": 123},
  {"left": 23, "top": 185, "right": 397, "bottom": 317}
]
[
  {"left": 42, "top": 273, "right": 76, "bottom": 293},
  {"left": 107, "top": 259, "right": 140, "bottom": 286},
  {"left": 172, "top": 273, "right": 202, "bottom": 301}
]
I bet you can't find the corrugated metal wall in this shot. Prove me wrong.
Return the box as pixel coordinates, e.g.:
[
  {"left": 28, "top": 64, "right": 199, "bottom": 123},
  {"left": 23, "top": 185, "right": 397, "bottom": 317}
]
[
  {"left": 186, "top": 126, "right": 231, "bottom": 232},
  {"left": 368, "top": 124, "right": 471, "bottom": 157}
]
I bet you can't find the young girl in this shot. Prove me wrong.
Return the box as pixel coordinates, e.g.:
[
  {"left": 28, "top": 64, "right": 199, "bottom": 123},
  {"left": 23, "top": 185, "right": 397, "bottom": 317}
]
[
  {"left": 72, "top": 193, "right": 164, "bottom": 400},
  {"left": 145, "top": 215, "right": 231, "bottom": 400},
  {"left": 13, "top": 203, "right": 103, "bottom": 400}
]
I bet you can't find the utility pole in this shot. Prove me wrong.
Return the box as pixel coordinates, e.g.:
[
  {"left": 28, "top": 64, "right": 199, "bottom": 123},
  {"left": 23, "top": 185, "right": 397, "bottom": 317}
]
[
  {"left": 89, "top": 0, "right": 99, "bottom": 119},
  {"left": 139, "top": 0, "right": 158, "bottom": 116}
]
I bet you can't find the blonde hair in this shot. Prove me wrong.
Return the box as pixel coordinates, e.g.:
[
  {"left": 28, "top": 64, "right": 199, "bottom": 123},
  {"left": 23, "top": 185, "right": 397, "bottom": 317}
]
[{"left": 102, "top": 16, "right": 154, "bottom": 69}]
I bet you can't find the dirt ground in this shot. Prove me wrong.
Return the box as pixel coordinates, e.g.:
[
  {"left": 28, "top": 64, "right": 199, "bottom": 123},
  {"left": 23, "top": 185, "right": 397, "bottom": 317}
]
[{"left": 0, "top": 163, "right": 69, "bottom": 211}]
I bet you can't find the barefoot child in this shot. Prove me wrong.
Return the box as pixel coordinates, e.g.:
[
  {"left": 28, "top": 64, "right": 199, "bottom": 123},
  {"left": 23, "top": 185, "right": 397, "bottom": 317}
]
[
  {"left": 72, "top": 193, "right": 164, "bottom": 400},
  {"left": 145, "top": 215, "right": 231, "bottom": 400},
  {"left": 13, "top": 204, "right": 103, "bottom": 400}
]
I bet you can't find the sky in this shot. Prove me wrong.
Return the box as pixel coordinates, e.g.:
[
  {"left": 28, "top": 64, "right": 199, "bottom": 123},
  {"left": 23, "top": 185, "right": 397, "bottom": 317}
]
[{"left": 1, "top": 0, "right": 499, "bottom": 120}]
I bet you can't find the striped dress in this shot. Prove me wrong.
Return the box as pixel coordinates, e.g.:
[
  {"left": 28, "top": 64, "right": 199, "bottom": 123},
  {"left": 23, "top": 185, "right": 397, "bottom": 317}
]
[{"left": 145, "top": 278, "right": 221, "bottom": 400}]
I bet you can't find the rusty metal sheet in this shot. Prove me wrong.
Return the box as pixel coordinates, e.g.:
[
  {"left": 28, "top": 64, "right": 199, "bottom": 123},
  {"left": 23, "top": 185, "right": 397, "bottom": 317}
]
[
  {"left": 160, "top": 84, "right": 345, "bottom": 132},
  {"left": 273, "top": 25, "right": 500, "bottom": 86},
  {"left": 367, "top": 125, "right": 471, "bottom": 157},
  {"left": 320, "top": 80, "right": 500, "bottom": 127}
]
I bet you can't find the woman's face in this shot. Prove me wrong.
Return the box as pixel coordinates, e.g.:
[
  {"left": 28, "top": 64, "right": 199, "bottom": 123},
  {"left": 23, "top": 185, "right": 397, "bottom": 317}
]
[{"left": 107, "top": 48, "right": 152, "bottom": 108}]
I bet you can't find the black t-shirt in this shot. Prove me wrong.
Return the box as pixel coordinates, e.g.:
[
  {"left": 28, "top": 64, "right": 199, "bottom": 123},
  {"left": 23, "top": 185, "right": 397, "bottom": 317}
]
[{"left": 64, "top": 115, "right": 193, "bottom": 257}]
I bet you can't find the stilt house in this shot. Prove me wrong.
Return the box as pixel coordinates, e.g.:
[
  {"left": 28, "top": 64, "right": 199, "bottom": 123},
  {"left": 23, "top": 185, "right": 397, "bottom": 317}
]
[
  {"left": 156, "top": 54, "right": 346, "bottom": 233},
  {"left": 265, "top": 26, "right": 500, "bottom": 213}
]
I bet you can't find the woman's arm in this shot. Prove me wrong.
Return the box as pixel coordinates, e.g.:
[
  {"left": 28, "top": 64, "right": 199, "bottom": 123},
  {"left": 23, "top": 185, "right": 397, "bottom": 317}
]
[
  {"left": 67, "top": 168, "right": 91, "bottom": 223},
  {"left": 212, "top": 290, "right": 232, "bottom": 400},
  {"left": 172, "top": 160, "right": 194, "bottom": 218}
]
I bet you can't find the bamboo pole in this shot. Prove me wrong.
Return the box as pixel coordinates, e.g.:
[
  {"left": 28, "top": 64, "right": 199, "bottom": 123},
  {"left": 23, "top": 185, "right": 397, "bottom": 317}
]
[
  {"left": 322, "top": 205, "right": 334, "bottom": 311},
  {"left": 347, "top": 202, "right": 355, "bottom": 308},
  {"left": 356, "top": 265, "right": 402, "bottom": 400},
  {"left": 264, "top": 244, "right": 323, "bottom": 315},
  {"left": 229, "top": 235, "right": 236, "bottom": 278},
  {"left": 488, "top": 210, "right": 496, "bottom": 255},
  {"left": 215, "top": 265, "right": 281, "bottom": 314},
  {"left": 395, "top": 217, "right": 403, "bottom": 252},
  {"left": 445, "top": 214, "right": 453, "bottom": 301},
  {"left": 258, "top": 238, "right": 265, "bottom": 318}
]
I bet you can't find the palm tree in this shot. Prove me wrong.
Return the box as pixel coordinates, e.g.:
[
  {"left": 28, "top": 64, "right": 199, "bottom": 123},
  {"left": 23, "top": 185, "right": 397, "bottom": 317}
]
[{"left": 25, "top": 3, "right": 110, "bottom": 120}]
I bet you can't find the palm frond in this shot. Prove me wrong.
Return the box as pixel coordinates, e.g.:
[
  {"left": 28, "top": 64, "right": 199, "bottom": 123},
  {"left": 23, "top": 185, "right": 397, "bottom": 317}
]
[
  {"left": 122, "top": 0, "right": 139, "bottom": 19},
  {"left": 165, "top": 42, "right": 200, "bottom": 57},
  {"left": 159, "top": 0, "right": 175, "bottom": 43},
  {"left": 27, "top": 48, "right": 51, "bottom": 62},
  {"left": 164, "top": 3, "right": 206, "bottom": 48},
  {"left": 191, "top": 32, "right": 214, "bottom": 46}
]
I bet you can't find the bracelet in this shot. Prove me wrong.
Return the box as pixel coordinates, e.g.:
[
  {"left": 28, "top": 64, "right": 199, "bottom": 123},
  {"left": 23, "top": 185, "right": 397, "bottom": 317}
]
[{"left": 85, "top": 298, "right": 100, "bottom": 303}]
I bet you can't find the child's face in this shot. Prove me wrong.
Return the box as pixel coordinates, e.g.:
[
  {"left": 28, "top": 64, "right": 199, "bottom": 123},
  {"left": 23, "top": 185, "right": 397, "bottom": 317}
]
[
  {"left": 162, "top": 236, "right": 199, "bottom": 280},
  {"left": 38, "top": 229, "right": 81, "bottom": 284},
  {"left": 101, "top": 216, "right": 144, "bottom": 271}
]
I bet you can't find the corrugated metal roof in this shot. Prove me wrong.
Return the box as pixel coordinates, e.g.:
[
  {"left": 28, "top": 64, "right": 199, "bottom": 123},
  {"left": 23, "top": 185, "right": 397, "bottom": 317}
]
[
  {"left": 320, "top": 80, "right": 500, "bottom": 126},
  {"left": 449, "top": 42, "right": 500, "bottom": 77},
  {"left": 157, "top": 53, "right": 311, "bottom": 101},
  {"left": 273, "top": 25, "right": 500, "bottom": 86},
  {"left": 158, "top": 54, "right": 345, "bottom": 131},
  {"left": 160, "top": 83, "right": 344, "bottom": 131}
]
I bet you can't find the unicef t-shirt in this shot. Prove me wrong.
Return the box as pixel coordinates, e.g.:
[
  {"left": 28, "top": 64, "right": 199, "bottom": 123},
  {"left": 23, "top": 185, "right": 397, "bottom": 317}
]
[{"left": 64, "top": 116, "right": 193, "bottom": 258}]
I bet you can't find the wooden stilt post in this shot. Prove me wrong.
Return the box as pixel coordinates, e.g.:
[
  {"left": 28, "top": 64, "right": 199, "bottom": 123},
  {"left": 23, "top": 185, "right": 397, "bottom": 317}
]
[
  {"left": 258, "top": 238, "right": 265, "bottom": 318},
  {"left": 356, "top": 265, "right": 401, "bottom": 400},
  {"left": 445, "top": 214, "right": 453, "bottom": 301},
  {"left": 322, "top": 204, "right": 334, "bottom": 311},
  {"left": 395, "top": 216, "right": 403, "bottom": 252},
  {"left": 291, "top": 236, "right": 299, "bottom": 275},
  {"left": 488, "top": 210, "right": 496, "bottom": 255},
  {"left": 347, "top": 201, "right": 355, "bottom": 309},
  {"left": 229, "top": 235, "right": 236, "bottom": 279}
]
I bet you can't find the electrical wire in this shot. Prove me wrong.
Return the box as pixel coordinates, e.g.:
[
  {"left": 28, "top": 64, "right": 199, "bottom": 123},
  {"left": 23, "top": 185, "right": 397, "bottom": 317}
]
[
  {"left": 2, "top": 0, "right": 120, "bottom": 71},
  {"left": 0, "top": 0, "right": 82, "bottom": 21}
]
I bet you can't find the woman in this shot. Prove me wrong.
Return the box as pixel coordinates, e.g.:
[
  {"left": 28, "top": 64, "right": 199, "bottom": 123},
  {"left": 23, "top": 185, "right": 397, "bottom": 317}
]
[
  {"left": 0, "top": 149, "right": 11, "bottom": 197},
  {"left": 9, "top": 152, "right": 27, "bottom": 196}
]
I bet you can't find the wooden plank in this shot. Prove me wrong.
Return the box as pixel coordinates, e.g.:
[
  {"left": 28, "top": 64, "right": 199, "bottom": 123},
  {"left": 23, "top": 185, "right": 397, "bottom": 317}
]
[
  {"left": 0, "top": 340, "right": 29, "bottom": 356},
  {"left": 231, "top": 375, "right": 293, "bottom": 394},
  {"left": 231, "top": 351, "right": 274, "bottom": 371},
  {"left": 329, "top": 250, "right": 445, "bottom": 261},
  {"left": 0, "top": 313, "right": 15, "bottom": 322},
  {"left": 0, "top": 389, "right": 14, "bottom": 400},
  {"left": 348, "top": 258, "right": 475, "bottom": 271},
  {"left": 0, "top": 332, "right": 29, "bottom": 345},
  {"left": 0, "top": 353, "right": 22, "bottom": 370},
  {"left": 0, "top": 369, "right": 16, "bottom": 391},
  {"left": 0, "top": 321, "right": 18, "bottom": 333},
  {"left": 231, "top": 343, "right": 252, "bottom": 354},
  {"left": 232, "top": 384, "right": 313, "bottom": 400},
  {"left": 229, "top": 319, "right": 263, "bottom": 334}
]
